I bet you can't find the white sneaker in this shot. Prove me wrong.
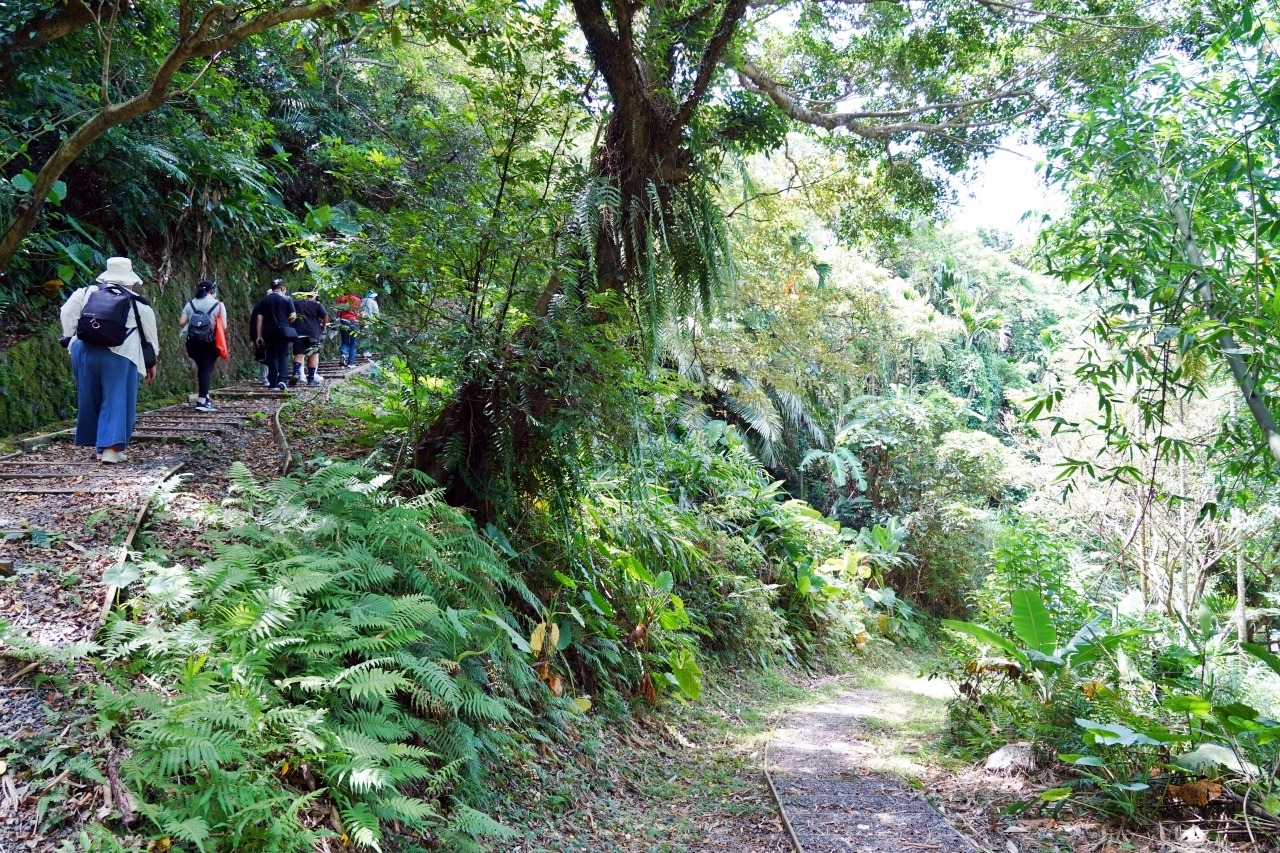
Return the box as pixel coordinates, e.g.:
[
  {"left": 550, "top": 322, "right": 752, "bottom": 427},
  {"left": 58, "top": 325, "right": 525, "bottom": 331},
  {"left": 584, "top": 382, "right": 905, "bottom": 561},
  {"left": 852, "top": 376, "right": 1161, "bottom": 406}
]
[{"left": 100, "top": 449, "right": 129, "bottom": 464}]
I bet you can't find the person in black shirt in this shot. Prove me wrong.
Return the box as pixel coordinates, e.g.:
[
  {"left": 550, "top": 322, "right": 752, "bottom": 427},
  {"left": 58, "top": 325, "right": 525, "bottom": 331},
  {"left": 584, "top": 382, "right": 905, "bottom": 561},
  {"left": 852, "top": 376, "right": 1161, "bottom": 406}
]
[
  {"left": 252, "top": 279, "right": 296, "bottom": 390},
  {"left": 247, "top": 298, "right": 270, "bottom": 386},
  {"left": 290, "top": 292, "right": 329, "bottom": 386}
]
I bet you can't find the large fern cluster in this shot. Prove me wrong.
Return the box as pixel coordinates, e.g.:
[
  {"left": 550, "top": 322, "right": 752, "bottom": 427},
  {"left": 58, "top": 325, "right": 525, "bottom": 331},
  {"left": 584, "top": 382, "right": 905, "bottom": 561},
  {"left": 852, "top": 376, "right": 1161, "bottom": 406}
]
[{"left": 96, "top": 461, "right": 538, "bottom": 852}]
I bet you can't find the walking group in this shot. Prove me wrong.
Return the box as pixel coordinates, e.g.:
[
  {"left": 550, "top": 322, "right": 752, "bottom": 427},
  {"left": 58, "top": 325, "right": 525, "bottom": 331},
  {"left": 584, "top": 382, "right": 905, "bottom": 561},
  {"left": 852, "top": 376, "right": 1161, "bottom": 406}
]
[{"left": 58, "top": 257, "right": 378, "bottom": 464}]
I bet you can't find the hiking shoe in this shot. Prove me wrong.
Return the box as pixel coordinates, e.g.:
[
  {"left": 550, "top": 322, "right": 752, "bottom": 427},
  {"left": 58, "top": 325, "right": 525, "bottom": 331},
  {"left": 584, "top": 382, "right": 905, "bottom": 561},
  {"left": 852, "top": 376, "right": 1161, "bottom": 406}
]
[
  {"left": 195, "top": 402, "right": 215, "bottom": 413},
  {"left": 307, "top": 378, "right": 321, "bottom": 387},
  {"left": 100, "top": 449, "right": 129, "bottom": 464},
  {"left": 276, "top": 382, "right": 289, "bottom": 392},
  {"left": 262, "top": 378, "right": 271, "bottom": 387}
]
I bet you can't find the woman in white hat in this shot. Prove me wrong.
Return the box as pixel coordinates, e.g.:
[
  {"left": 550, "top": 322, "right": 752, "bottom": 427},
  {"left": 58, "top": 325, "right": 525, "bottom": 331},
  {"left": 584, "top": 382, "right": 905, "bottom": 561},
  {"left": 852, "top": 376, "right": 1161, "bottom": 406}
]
[{"left": 58, "top": 257, "right": 159, "bottom": 464}]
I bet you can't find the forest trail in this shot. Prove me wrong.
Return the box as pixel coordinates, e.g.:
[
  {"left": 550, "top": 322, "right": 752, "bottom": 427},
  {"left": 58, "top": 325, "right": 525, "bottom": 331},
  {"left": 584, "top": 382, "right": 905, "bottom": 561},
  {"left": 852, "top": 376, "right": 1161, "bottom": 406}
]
[
  {"left": 0, "top": 360, "right": 368, "bottom": 852},
  {"left": 763, "top": 673, "right": 977, "bottom": 853}
]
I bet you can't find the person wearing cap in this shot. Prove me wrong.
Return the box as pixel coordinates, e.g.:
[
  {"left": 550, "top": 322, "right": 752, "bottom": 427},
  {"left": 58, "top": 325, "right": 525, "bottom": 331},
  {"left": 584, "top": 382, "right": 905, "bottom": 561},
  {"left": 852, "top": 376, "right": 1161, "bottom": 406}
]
[
  {"left": 58, "top": 257, "right": 159, "bottom": 464},
  {"left": 290, "top": 291, "right": 328, "bottom": 386},
  {"left": 252, "top": 279, "right": 297, "bottom": 391}
]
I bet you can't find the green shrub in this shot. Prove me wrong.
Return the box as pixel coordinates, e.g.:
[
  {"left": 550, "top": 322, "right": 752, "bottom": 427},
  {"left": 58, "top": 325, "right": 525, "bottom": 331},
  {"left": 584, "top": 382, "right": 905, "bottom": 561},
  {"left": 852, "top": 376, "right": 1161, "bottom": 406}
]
[{"left": 94, "top": 461, "right": 540, "bottom": 852}]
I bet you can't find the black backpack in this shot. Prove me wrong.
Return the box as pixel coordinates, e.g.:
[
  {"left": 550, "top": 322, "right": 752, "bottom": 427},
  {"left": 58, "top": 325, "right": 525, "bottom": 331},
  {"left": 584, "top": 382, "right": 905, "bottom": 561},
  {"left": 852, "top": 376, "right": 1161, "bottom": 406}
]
[
  {"left": 76, "top": 285, "right": 136, "bottom": 347},
  {"left": 186, "top": 300, "right": 216, "bottom": 343}
]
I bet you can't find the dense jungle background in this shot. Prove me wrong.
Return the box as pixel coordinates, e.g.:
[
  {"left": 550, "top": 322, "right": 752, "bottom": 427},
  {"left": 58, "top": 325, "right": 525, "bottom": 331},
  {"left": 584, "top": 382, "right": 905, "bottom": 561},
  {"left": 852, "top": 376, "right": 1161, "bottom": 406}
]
[{"left": 6, "top": 0, "right": 1280, "bottom": 848}]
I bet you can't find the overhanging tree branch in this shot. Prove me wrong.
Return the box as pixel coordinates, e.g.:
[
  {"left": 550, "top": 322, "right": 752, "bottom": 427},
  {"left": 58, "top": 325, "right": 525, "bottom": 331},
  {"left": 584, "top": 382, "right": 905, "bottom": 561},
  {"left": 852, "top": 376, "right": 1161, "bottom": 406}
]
[
  {"left": 735, "top": 60, "right": 1039, "bottom": 137},
  {"left": 0, "top": 0, "right": 377, "bottom": 272},
  {"left": 675, "top": 0, "right": 749, "bottom": 128},
  {"left": 0, "top": 0, "right": 111, "bottom": 90}
]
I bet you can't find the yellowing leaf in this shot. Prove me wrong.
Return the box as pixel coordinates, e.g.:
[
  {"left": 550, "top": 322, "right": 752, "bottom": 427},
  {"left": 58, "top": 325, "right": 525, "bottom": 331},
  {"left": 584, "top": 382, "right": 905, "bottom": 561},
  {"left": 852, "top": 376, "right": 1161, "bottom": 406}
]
[
  {"left": 573, "top": 696, "right": 592, "bottom": 713},
  {"left": 530, "top": 622, "right": 547, "bottom": 655},
  {"left": 548, "top": 622, "right": 560, "bottom": 651},
  {"left": 281, "top": 761, "right": 290, "bottom": 776}
]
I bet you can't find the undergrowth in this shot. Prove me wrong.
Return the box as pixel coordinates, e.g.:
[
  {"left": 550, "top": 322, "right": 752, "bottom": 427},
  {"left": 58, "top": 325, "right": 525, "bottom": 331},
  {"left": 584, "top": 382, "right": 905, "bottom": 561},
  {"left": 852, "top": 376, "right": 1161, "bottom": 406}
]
[{"left": 89, "top": 461, "right": 552, "bottom": 852}]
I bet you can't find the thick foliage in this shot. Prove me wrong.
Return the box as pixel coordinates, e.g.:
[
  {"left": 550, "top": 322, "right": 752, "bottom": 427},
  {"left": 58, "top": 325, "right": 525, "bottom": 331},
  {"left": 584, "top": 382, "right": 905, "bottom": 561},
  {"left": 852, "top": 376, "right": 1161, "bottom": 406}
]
[{"left": 94, "top": 461, "right": 540, "bottom": 851}]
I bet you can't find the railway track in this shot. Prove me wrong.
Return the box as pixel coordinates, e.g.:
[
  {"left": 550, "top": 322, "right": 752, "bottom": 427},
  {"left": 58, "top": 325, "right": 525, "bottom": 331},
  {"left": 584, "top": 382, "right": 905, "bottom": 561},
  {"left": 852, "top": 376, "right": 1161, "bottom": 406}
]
[
  {"left": 0, "top": 358, "right": 374, "bottom": 849},
  {"left": 0, "top": 356, "right": 370, "bottom": 649},
  {"left": 761, "top": 691, "right": 983, "bottom": 853}
]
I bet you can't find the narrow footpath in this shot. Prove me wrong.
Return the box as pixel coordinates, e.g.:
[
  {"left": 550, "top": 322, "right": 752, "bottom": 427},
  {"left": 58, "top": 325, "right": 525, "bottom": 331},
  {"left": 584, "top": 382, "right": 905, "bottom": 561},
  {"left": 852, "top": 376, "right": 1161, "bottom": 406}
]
[
  {"left": 0, "top": 358, "right": 366, "bottom": 852},
  {"left": 764, "top": 682, "right": 976, "bottom": 853}
]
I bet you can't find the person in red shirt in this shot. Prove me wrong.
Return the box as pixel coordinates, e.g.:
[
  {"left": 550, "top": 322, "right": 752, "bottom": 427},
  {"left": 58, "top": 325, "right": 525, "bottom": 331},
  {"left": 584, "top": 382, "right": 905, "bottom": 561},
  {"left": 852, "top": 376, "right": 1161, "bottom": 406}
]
[{"left": 334, "top": 293, "right": 361, "bottom": 366}]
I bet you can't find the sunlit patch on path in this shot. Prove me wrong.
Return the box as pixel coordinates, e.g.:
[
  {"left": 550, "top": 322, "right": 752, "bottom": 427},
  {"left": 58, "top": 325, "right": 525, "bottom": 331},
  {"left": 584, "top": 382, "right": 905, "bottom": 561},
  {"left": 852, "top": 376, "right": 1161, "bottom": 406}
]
[{"left": 766, "top": 683, "right": 975, "bottom": 853}]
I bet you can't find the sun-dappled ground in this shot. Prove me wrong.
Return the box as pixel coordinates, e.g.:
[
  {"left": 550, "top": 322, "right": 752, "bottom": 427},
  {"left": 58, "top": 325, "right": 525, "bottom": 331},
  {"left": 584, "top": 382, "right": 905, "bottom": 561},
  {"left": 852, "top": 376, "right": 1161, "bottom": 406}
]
[
  {"left": 493, "top": 649, "right": 1263, "bottom": 853},
  {"left": 488, "top": 646, "right": 959, "bottom": 852}
]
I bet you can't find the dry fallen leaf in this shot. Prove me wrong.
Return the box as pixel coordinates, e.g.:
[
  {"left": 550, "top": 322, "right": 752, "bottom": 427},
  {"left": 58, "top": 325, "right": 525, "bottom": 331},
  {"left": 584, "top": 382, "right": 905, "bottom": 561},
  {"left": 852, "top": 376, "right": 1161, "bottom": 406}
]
[{"left": 1168, "top": 780, "right": 1223, "bottom": 807}]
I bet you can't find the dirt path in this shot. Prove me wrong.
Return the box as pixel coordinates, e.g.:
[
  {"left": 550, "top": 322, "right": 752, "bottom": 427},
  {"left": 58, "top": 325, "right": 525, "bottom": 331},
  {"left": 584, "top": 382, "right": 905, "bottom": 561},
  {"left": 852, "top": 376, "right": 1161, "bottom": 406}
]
[
  {"left": 0, "top": 358, "right": 367, "bottom": 852},
  {"left": 765, "top": 680, "right": 977, "bottom": 853}
]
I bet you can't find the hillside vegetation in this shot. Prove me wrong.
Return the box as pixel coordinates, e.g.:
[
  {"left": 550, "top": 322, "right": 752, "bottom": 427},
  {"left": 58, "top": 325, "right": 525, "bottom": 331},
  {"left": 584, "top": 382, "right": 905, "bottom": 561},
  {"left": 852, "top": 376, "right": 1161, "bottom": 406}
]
[{"left": 4, "top": 0, "right": 1280, "bottom": 849}]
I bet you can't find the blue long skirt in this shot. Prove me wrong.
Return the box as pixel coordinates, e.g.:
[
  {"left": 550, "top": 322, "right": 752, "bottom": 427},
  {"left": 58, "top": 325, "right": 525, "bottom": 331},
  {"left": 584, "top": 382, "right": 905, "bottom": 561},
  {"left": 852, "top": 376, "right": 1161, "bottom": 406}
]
[{"left": 70, "top": 340, "right": 139, "bottom": 451}]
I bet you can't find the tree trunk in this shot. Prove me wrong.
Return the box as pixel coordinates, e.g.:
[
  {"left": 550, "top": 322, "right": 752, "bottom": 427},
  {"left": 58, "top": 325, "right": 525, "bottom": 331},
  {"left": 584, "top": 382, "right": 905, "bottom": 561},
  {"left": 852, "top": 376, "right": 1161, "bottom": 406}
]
[
  {"left": 1237, "top": 547, "right": 1248, "bottom": 645},
  {"left": 1168, "top": 193, "right": 1280, "bottom": 464}
]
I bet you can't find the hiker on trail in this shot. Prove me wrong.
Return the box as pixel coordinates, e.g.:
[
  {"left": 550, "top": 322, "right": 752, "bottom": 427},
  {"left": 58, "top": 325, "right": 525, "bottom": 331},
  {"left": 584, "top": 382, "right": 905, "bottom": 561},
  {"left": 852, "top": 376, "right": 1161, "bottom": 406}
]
[
  {"left": 334, "top": 292, "right": 361, "bottom": 366},
  {"left": 179, "top": 279, "right": 226, "bottom": 412},
  {"left": 248, "top": 295, "right": 270, "bottom": 387},
  {"left": 58, "top": 257, "right": 159, "bottom": 464},
  {"left": 290, "top": 291, "right": 328, "bottom": 387},
  {"left": 359, "top": 289, "right": 380, "bottom": 358},
  {"left": 252, "top": 279, "right": 296, "bottom": 391}
]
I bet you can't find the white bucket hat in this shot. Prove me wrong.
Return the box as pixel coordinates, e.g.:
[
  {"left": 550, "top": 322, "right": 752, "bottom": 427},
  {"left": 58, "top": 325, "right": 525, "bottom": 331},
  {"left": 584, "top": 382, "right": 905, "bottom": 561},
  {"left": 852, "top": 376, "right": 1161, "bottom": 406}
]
[{"left": 96, "top": 257, "right": 142, "bottom": 288}]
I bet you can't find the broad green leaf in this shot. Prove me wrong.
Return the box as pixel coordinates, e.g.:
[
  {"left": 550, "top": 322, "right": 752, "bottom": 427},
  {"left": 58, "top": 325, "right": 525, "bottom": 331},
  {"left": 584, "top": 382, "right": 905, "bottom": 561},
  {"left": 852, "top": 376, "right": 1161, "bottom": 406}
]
[
  {"left": 1010, "top": 589, "right": 1057, "bottom": 654},
  {"left": 1163, "top": 695, "right": 1212, "bottom": 716},
  {"left": 554, "top": 621, "right": 572, "bottom": 651},
  {"left": 584, "top": 587, "right": 614, "bottom": 618},
  {"left": 102, "top": 562, "right": 141, "bottom": 587},
  {"left": 668, "top": 649, "right": 702, "bottom": 700},
  {"left": 1076, "top": 718, "right": 1165, "bottom": 747},
  {"left": 941, "top": 619, "right": 1029, "bottom": 669},
  {"left": 483, "top": 613, "right": 530, "bottom": 654},
  {"left": 1242, "top": 643, "right": 1280, "bottom": 678},
  {"left": 1040, "top": 787, "right": 1072, "bottom": 802},
  {"left": 482, "top": 523, "right": 517, "bottom": 557},
  {"left": 1173, "top": 742, "right": 1257, "bottom": 775},
  {"left": 10, "top": 170, "right": 34, "bottom": 192}
]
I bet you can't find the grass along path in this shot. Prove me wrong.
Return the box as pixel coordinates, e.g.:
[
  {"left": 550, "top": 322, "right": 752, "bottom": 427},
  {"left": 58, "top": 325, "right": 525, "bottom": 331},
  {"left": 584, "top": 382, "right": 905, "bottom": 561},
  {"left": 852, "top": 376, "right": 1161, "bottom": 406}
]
[{"left": 489, "top": 646, "right": 965, "bottom": 852}]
